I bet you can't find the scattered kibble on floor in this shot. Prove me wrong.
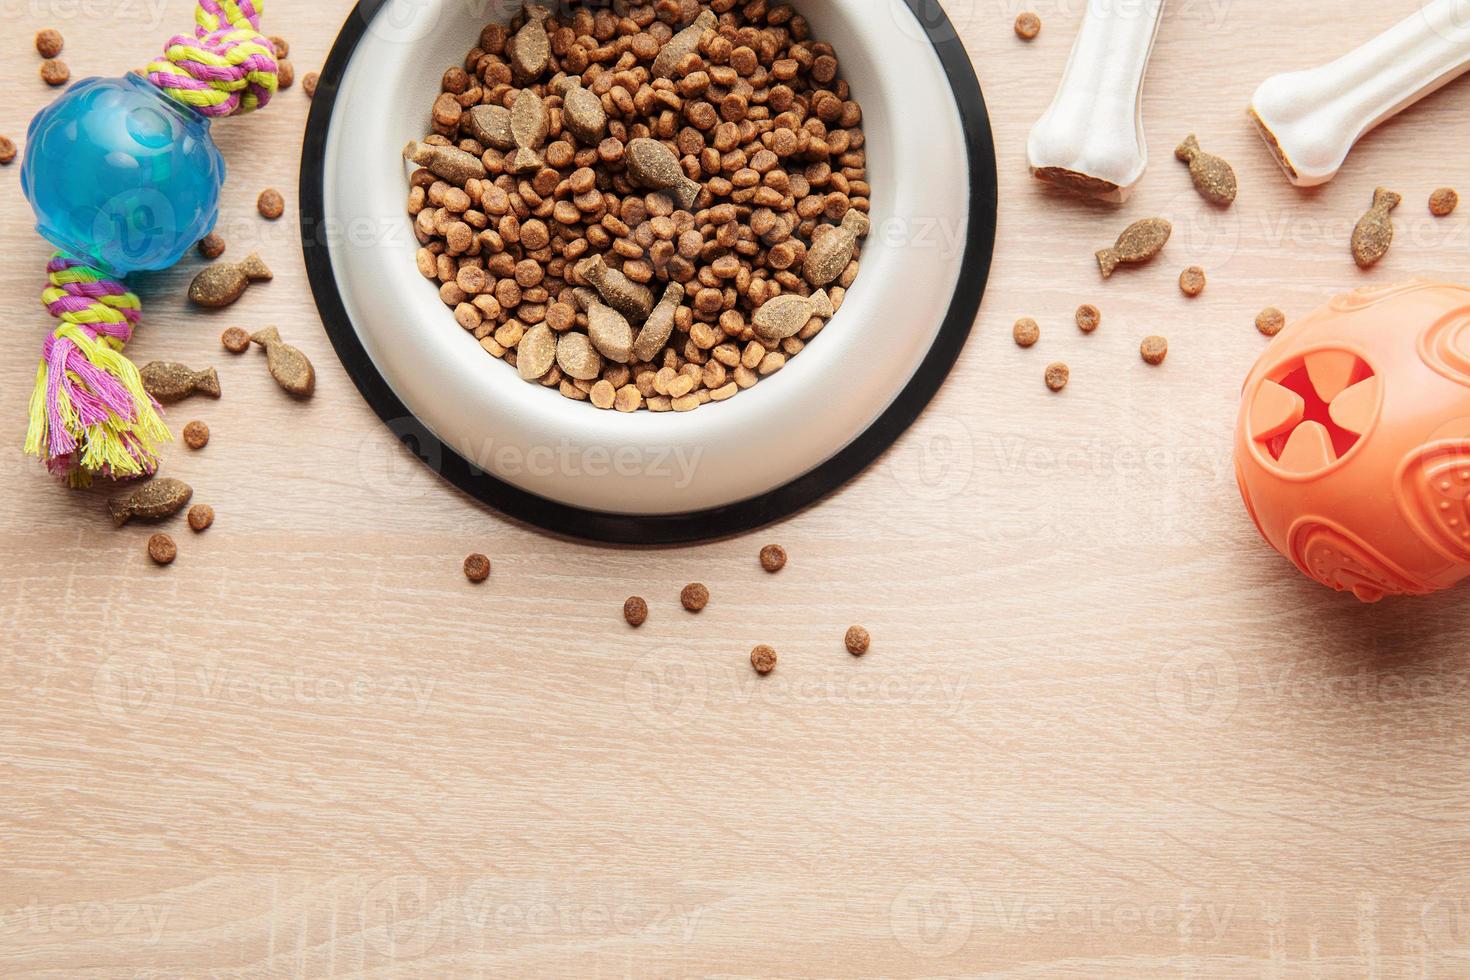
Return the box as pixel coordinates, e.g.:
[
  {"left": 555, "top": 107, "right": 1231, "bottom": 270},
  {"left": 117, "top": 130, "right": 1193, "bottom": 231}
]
[
  {"left": 221, "top": 327, "right": 251, "bottom": 354},
  {"left": 1256, "top": 307, "right": 1286, "bottom": 337},
  {"left": 1014, "top": 12, "right": 1041, "bottom": 40},
  {"left": 623, "top": 596, "right": 648, "bottom": 627},
  {"left": 1140, "top": 335, "right": 1169, "bottom": 365},
  {"left": 0, "top": 137, "right": 15, "bottom": 166},
  {"left": 750, "top": 644, "right": 778, "bottom": 675},
  {"left": 303, "top": 72, "right": 319, "bottom": 98},
  {"left": 148, "top": 533, "right": 177, "bottom": 566},
  {"left": 198, "top": 232, "right": 226, "bottom": 259},
  {"left": 846, "top": 626, "right": 870, "bottom": 657},
  {"left": 1179, "top": 266, "right": 1206, "bottom": 297},
  {"left": 463, "top": 553, "right": 491, "bottom": 583},
  {"left": 1075, "top": 304, "right": 1100, "bottom": 334},
  {"left": 183, "top": 420, "right": 210, "bottom": 450},
  {"left": 760, "top": 545, "right": 787, "bottom": 573},
  {"left": 257, "top": 188, "right": 285, "bottom": 220},
  {"left": 188, "top": 504, "right": 214, "bottom": 533},
  {"left": 1046, "top": 362, "right": 1070, "bottom": 392},
  {"left": 40, "top": 59, "right": 69, "bottom": 86},
  {"left": 35, "top": 28, "right": 63, "bottom": 58},
  {"left": 1013, "top": 317, "right": 1040, "bottom": 348},
  {"left": 681, "top": 583, "right": 709, "bottom": 612},
  {"left": 1431, "top": 187, "right": 1459, "bottom": 217}
]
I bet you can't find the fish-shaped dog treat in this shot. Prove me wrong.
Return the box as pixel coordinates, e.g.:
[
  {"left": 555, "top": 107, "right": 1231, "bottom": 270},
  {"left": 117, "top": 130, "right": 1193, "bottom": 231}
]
[
  {"left": 1175, "top": 135, "right": 1237, "bottom": 206},
  {"left": 250, "top": 327, "right": 316, "bottom": 398},
  {"left": 510, "top": 4, "right": 552, "bottom": 82},
  {"left": 803, "top": 209, "right": 870, "bottom": 287},
  {"left": 753, "top": 289, "right": 834, "bottom": 341},
  {"left": 551, "top": 76, "right": 607, "bottom": 146},
  {"left": 634, "top": 282, "right": 684, "bottom": 363},
  {"left": 1096, "top": 218, "right": 1171, "bottom": 279},
  {"left": 108, "top": 478, "right": 193, "bottom": 527},
  {"left": 652, "top": 10, "right": 716, "bottom": 79},
  {"left": 188, "top": 253, "right": 272, "bottom": 308},
  {"left": 1351, "top": 187, "right": 1401, "bottom": 269},
  {"left": 507, "top": 89, "right": 549, "bottom": 174},
  {"left": 577, "top": 254, "right": 655, "bottom": 322},
  {"left": 624, "top": 138, "right": 702, "bottom": 211},
  {"left": 139, "top": 362, "right": 220, "bottom": 403}
]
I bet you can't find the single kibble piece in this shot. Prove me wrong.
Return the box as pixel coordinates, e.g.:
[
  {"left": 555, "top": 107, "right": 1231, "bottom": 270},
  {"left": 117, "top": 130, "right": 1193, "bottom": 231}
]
[
  {"left": 148, "top": 533, "right": 178, "bottom": 566},
  {"left": 35, "top": 29, "right": 63, "bottom": 58},
  {"left": 804, "top": 209, "right": 870, "bottom": 288},
  {"left": 1076, "top": 304, "right": 1101, "bottom": 334},
  {"left": 187, "top": 504, "right": 214, "bottom": 533},
  {"left": 681, "top": 583, "right": 709, "bottom": 612},
  {"left": 1352, "top": 187, "right": 1400, "bottom": 269},
  {"left": 40, "top": 60, "right": 69, "bottom": 86},
  {"left": 623, "top": 596, "right": 648, "bottom": 627},
  {"left": 1045, "top": 362, "right": 1070, "bottom": 392},
  {"left": 1430, "top": 187, "right": 1459, "bottom": 217},
  {"left": 197, "top": 232, "right": 226, "bottom": 259},
  {"left": 1179, "top": 266, "right": 1207, "bottom": 297},
  {"left": 1174, "top": 135, "right": 1237, "bottom": 206},
  {"left": 625, "top": 137, "right": 702, "bottom": 210},
  {"left": 510, "top": 3, "right": 552, "bottom": 81},
  {"left": 750, "top": 644, "right": 778, "bottom": 675},
  {"left": 403, "top": 140, "right": 487, "bottom": 185},
  {"left": 1097, "top": 218, "right": 1171, "bottom": 278},
  {"left": 303, "top": 71, "right": 319, "bottom": 98},
  {"left": 140, "top": 362, "right": 220, "bottom": 403},
  {"left": 221, "top": 326, "right": 251, "bottom": 353},
  {"left": 578, "top": 254, "right": 654, "bottom": 322},
  {"left": 277, "top": 59, "right": 294, "bottom": 90},
  {"left": 1256, "top": 307, "right": 1286, "bottom": 337},
  {"left": 269, "top": 35, "right": 289, "bottom": 58},
  {"left": 550, "top": 76, "right": 607, "bottom": 145},
  {"left": 189, "top": 253, "right": 272, "bottom": 307},
  {"left": 463, "top": 553, "right": 491, "bottom": 583},
  {"left": 1140, "top": 335, "right": 1169, "bottom": 365},
  {"left": 250, "top": 327, "right": 316, "bottom": 398},
  {"left": 653, "top": 9, "right": 717, "bottom": 78},
  {"left": 1014, "top": 12, "right": 1041, "bottom": 40},
  {"left": 753, "top": 289, "right": 835, "bottom": 341},
  {"left": 0, "top": 137, "right": 16, "bottom": 166},
  {"left": 845, "top": 626, "right": 870, "bottom": 656},
  {"left": 1013, "top": 317, "right": 1040, "bottom": 348},
  {"left": 109, "top": 478, "right": 193, "bottom": 527},
  {"left": 760, "top": 544, "right": 787, "bottom": 573},
  {"left": 183, "top": 420, "right": 210, "bottom": 450},
  {"left": 257, "top": 188, "right": 285, "bottom": 220}
]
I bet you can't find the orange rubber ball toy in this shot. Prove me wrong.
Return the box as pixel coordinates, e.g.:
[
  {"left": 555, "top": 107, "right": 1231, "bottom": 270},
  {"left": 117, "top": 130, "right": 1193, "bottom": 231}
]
[{"left": 1235, "top": 279, "right": 1470, "bottom": 602}]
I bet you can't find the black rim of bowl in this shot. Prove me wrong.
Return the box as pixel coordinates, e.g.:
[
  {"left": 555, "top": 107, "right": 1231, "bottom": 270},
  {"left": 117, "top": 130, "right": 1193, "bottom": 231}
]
[{"left": 300, "top": 0, "right": 998, "bottom": 545}]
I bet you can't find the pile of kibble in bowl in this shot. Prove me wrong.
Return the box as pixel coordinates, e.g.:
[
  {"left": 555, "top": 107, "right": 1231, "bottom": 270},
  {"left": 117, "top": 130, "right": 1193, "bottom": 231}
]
[{"left": 404, "top": 0, "right": 870, "bottom": 413}]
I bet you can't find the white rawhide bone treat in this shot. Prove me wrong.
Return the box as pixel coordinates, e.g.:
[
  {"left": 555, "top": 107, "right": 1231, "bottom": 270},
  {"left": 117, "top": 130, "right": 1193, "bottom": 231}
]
[
  {"left": 1250, "top": 0, "right": 1470, "bottom": 187},
  {"left": 1027, "top": 0, "right": 1167, "bottom": 203}
]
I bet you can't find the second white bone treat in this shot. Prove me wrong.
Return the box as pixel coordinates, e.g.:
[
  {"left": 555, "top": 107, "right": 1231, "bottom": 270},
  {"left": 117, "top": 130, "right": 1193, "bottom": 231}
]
[
  {"left": 1250, "top": 0, "right": 1470, "bottom": 187},
  {"left": 1027, "top": 0, "right": 1167, "bottom": 204}
]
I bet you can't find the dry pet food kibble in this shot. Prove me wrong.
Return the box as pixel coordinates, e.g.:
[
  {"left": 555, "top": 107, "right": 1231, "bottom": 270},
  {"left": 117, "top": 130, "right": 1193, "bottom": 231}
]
[
  {"left": 1013, "top": 317, "right": 1040, "bottom": 348},
  {"left": 109, "top": 478, "right": 193, "bottom": 526},
  {"left": 140, "top": 362, "right": 220, "bottom": 403},
  {"left": 1179, "top": 266, "right": 1206, "bottom": 297},
  {"left": 40, "top": 60, "right": 69, "bottom": 86},
  {"left": 302, "top": 71, "right": 318, "bottom": 98},
  {"left": 35, "top": 29, "right": 63, "bottom": 58},
  {"left": 1256, "top": 307, "right": 1286, "bottom": 337},
  {"left": 623, "top": 596, "right": 648, "bottom": 627},
  {"left": 405, "top": 1, "right": 870, "bottom": 413},
  {"left": 277, "top": 60, "right": 294, "bottom": 90},
  {"left": 198, "top": 232, "right": 226, "bottom": 259},
  {"left": 760, "top": 544, "right": 787, "bottom": 573},
  {"left": 251, "top": 327, "right": 316, "bottom": 398},
  {"left": 1097, "top": 218, "right": 1171, "bottom": 278},
  {"left": 681, "top": 583, "right": 709, "bottom": 612},
  {"left": 0, "top": 137, "right": 16, "bottom": 166},
  {"left": 1075, "top": 304, "right": 1101, "bottom": 334},
  {"left": 464, "top": 553, "right": 492, "bottom": 582},
  {"left": 189, "top": 253, "right": 272, "bottom": 307},
  {"left": 845, "top": 626, "right": 870, "bottom": 656},
  {"left": 1045, "top": 362, "right": 1070, "bottom": 392},
  {"left": 1014, "top": 12, "right": 1042, "bottom": 40},
  {"left": 183, "top": 420, "right": 210, "bottom": 450},
  {"left": 257, "top": 188, "right": 285, "bottom": 219},
  {"left": 750, "top": 644, "right": 778, "bottom": 675},
  {"left": 269, "top": 35, "right": 289, "bottom": 58},
  {"left": 1352, "top": 187, "right": 1400, "bottom": 269},
  {"left": 147, "top": 533, "right": 178, "bottom": 566},
  {"left": 188, "top": 504, "right": 214, "bottom": 533},
  {"left": 1431, "top": 187, "right": 1459, "bottom": 217},
  {"left": 221, "top": 326, "right": 251, "bottom": 353},
  {"left": 1140, "top": 335, "right": 1169, "bottom": 365},
  {"left": 1175, "top": 135, "right": 1237, "bottom": 206}
]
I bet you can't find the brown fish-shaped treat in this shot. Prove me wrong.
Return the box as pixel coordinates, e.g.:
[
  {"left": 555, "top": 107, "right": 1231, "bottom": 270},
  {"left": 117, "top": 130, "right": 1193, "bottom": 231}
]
[
  {"left": 507, "top": 89, "right": 549, "bottom": 174},
  {"left": 753, "top": 289, "right": 834, "bottom": 341},
  {"left": 1096, "top": 218, "right": 1171, "bottom": 278},
  {"left": 464, "top": 104, "right": 515, "bottom": 151},
  {"left": 581, "top": 293, "right": 634, "bottom": 363},
  {"left": 1352, "top": 187, "right": 1400, "bottom": 269},
  {"left": 625, "top": 138, "right": 702, "bottom": 211},
  {"left": 140, "top": 362, "right": 221, "bottom": 403},
  {"left": 803, "top": 209, "right": 870, "bottom": 287},
  {"left": 652, "top": 9, "right": 716, "bottom": 78},
  {"left": 403, "top": 139, "right": 486, "bottom": 185},
  {"left": 250, "top": 327, "right": 316, "bottom": 398},
  {"left": 556, "top": 331, "right": 603, "bottom": 381},
  {"left": 576, "top": 254, "right": 655, "bottom": 322},
  {"left": 634, "top": 282, "right": 683, "bottom": 363},
  {"left": 189, "top": 253, "right": 272, "bottom": 308},
  {"left": 108, "top": 477, "right": 192, "bottom": 527},
  {"left": 1175, "top": 135, "right": 1237, "bottom": 206},
  {"left": 551, "top": 76, "right": 607, "bottom": 146},
  {"left": 510, "top": 4, "right": 552, "bottom": 82},
  {"left": 516, "top": 323, "right": 557, "bottom": 381}
]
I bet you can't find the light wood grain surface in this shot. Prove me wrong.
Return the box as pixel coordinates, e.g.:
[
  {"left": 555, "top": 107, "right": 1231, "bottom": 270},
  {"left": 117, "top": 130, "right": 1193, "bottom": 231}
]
[{"left": 7, "top": 1, "right": 1470, "bottom": 976}]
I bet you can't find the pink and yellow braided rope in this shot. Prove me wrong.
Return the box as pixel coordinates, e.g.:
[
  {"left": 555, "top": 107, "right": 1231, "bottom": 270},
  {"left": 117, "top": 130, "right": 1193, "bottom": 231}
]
[
  {"left": 146, "top": 0, "right": 278, "bottom": 116},
  {"left": 25, "top": 257, "right": 168, "bottom": 484}
]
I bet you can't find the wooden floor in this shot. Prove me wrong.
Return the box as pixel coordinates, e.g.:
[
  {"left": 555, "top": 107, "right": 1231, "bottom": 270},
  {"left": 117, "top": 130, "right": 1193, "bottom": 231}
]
[{"left": 6, "top": 0, "right": 1470, "bottom": 975}]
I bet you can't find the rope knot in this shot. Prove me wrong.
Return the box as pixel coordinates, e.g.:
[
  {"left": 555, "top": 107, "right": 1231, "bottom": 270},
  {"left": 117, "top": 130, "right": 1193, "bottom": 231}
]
[{"left": 146, "top": 0, "right": 278, "bottom": 116}]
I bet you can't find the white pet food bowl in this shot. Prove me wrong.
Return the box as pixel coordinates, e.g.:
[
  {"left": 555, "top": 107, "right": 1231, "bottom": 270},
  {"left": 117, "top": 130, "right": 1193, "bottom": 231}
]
[{"left": 301, "top": 0, "right": 996, "bottom": 543}]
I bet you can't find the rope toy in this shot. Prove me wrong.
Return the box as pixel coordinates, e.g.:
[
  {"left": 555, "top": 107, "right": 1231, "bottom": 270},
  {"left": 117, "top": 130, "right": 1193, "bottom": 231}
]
[{"left": 21, "top": 0, "right": 277, "bottom": 485}]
